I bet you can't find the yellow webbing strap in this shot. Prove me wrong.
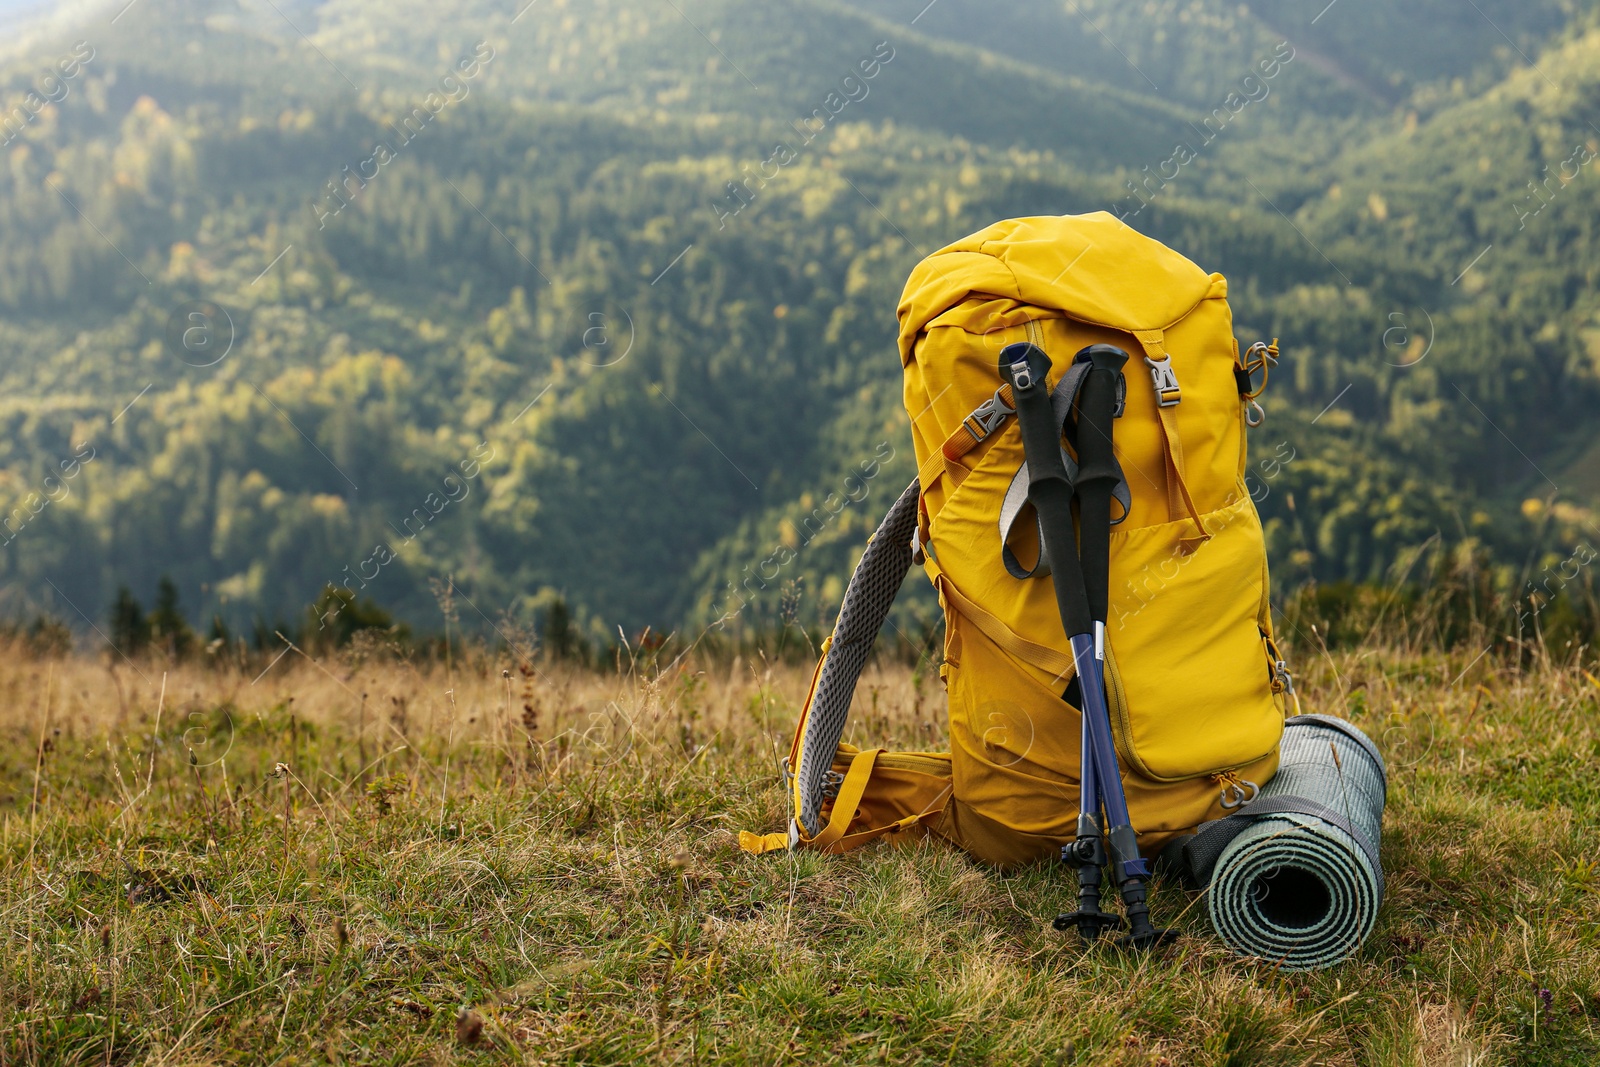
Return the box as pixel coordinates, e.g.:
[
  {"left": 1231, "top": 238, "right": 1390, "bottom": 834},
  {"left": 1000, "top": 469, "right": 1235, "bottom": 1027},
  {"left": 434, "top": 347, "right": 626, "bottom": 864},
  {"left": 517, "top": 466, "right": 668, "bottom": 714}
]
[
  {"left": 738, "top": 829, "right": 790, "bottom": 853},
  {"left": 804, "top": 747, "right": 880, "bottom": 850},
  {"left": 916, "top": 448, "right": 956, "bottom": 498},
  {"left": 738, "top": 746, "right": 949, "bottom": 855},
  {"left": 916, "top": 450, "right": 941, "bottom": 495},
  {"left": 930, "top": 562, "right": 1077, "bottom": 681},
  {"left": 1132, "top": 329, "right": 1209, "bottom": 553},
  {"left": 916, "top": 382, "right": 1017, "bottom": 497},
  {"left": 738, "top": 747, "right": 882, "bottom": 855}
]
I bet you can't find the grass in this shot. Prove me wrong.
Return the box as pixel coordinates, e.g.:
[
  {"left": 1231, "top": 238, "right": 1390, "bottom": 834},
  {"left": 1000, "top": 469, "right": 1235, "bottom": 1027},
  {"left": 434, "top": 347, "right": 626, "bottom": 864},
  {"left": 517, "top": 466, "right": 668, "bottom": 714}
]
[{"left": 2, "top": 636, "right": 1598, "bottom": 1066}]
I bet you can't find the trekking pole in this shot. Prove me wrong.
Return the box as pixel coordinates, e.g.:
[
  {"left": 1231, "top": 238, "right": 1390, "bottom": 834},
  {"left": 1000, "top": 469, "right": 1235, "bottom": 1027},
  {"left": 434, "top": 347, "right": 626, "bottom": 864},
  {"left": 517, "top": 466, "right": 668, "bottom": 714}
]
[
  {"left": 1071, "top": 344, "right": 1172, "bottom": 950},
  {"left": 1059, "top": 663, "right": 1120, "bottom": 939},
  {"left": 999, "top": 342, "right": 1170, "bottom": 951},
  {"left": 1053, "top": 345, "right": 1125, "bottom": 940}
]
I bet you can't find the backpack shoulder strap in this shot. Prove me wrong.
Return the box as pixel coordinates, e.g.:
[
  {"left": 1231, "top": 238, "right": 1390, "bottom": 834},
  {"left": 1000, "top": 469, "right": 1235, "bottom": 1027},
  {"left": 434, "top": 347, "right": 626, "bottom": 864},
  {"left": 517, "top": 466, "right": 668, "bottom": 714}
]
[{"left": 787, "top": 477, "right": 921, "bottom": 840}]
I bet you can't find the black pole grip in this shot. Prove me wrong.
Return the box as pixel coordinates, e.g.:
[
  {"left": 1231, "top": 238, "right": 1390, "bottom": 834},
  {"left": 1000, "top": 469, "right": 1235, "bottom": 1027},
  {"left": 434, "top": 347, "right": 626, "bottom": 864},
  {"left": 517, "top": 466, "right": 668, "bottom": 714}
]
[
  {"left": 1072, "top": 345, "right": 1128, "bottom": 627},
  {"left": 999, "top": 343, "right": 1093, "bottom": 640}
]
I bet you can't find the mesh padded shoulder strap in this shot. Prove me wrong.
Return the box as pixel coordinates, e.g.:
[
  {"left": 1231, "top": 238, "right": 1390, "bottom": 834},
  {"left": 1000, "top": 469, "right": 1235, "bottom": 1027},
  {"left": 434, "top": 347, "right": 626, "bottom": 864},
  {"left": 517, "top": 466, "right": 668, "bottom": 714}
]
[{"left": 792, "top": 477, "right": 921, "bottom": 838}]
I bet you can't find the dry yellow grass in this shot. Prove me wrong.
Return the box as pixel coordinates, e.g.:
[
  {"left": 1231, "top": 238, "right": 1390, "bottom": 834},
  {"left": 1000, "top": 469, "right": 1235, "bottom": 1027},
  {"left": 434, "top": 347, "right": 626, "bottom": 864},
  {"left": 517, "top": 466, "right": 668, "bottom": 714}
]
[{"left": 2, "top": 638, "right": 1598, "bottom": 1065}]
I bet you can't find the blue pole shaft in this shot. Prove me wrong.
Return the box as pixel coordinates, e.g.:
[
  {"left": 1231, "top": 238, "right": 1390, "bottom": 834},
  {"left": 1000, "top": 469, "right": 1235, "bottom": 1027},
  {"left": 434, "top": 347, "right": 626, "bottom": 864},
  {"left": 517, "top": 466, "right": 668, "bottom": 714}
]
[
  {"left": 1069, "top": 632, "right": 1150, "bottom": 881},
  {"left": 1077, "top": 675, "right": 1097, "bottom": 821}
]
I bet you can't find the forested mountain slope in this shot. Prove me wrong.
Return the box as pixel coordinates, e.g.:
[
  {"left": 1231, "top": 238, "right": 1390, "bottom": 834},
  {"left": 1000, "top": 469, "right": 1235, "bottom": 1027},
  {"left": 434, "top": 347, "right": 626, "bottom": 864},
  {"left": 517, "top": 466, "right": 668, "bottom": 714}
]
[
  {"left": 0, "top": 0, "right": 1595, "bottom": 641},
  {"left": 875, "top": 0, "right": 1583, "bottom": 111}
]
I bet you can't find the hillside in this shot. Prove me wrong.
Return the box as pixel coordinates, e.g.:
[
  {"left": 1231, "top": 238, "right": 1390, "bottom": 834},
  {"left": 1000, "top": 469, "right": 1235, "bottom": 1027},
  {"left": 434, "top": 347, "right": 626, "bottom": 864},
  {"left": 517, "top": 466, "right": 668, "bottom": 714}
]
[
  {"left": 0, "top": 0, "right": 1596, "bottom": 643},
  {"left": 310, "top": 0, "right": 1197, "bottom": 166}
]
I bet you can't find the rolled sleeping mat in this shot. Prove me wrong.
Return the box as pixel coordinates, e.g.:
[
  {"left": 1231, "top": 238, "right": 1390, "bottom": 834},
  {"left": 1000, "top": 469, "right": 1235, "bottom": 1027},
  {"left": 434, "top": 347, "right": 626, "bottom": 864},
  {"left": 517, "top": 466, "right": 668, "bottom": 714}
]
[{"left": 1164, "top": 715, "right": 1386, "bottom": 970}]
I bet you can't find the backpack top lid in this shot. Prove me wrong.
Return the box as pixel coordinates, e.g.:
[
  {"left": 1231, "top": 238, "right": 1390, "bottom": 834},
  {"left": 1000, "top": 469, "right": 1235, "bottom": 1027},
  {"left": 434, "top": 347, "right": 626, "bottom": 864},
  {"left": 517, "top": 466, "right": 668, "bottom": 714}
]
[{"left": 895, "top": 212, "right": 1218, "bottom": 366}]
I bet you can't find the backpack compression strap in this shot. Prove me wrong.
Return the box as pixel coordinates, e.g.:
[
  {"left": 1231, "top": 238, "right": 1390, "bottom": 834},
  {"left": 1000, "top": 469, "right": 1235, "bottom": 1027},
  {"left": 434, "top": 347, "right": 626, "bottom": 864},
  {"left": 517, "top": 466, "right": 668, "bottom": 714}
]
[
  {"left": 789, "top": 477, "right": 922, "bottom": 841},
  {"left": 1131, "top": 329, "right": 1209, "bottom": 551}
]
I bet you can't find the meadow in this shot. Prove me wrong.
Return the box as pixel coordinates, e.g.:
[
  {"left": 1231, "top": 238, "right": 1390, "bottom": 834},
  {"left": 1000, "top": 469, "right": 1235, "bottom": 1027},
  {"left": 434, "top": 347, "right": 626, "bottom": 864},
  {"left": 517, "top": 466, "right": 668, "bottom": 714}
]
[{"left": 1, "top": 629, "right": 1598, "bottom": 1066}]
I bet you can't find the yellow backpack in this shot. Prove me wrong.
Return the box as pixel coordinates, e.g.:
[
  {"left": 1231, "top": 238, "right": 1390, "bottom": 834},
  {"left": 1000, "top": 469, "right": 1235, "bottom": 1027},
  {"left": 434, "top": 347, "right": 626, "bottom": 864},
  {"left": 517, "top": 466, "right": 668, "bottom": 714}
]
[{"left": 741, "top": 213, "right": 1292, "bottom": 868}]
